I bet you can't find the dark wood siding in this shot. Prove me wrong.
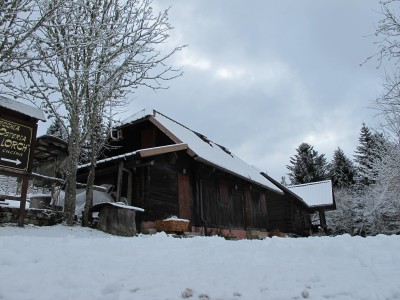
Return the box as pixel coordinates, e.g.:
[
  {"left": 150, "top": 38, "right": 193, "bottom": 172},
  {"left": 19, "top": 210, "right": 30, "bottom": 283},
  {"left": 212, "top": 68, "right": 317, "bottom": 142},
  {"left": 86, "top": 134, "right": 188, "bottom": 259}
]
[
  {"left": 106, "top": 121, "right": 174, "bottom": 157},
  {"left": 136, "top": 153, "right": 194, "bottom": 222},
  {"left": 194, "top": 164, "right": 270, "bottom": 230},
  {"left": 178, "top": 173, "right": 191, "bottom": 221},
  {"left": 251, "top": 189, "right": 268, "bottom": 229},
  {"left": 266, "top": 190, "right": 311, "bottom": 236},
  {"left": 266, "top": 190, "right": 292, "bottom": 233},
  {"left": 77, "top": 118, "right": 314, "bottom": 236}
]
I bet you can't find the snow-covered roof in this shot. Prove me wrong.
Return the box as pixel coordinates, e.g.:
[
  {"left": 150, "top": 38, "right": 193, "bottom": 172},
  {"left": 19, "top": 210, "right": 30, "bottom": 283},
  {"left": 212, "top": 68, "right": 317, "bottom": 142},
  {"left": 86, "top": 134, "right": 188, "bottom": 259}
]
[
  {"left": 121, "top": 109, "right": 283, "bottom": 194},
  {"left": 0, "top": 95, "right": 46, "bottom": 121},
  {"left": 78, "top": 144, "right": 187, "bottom": 169},
  {"left": 286, "top": 180, "right": 334, "bottom": 207}
]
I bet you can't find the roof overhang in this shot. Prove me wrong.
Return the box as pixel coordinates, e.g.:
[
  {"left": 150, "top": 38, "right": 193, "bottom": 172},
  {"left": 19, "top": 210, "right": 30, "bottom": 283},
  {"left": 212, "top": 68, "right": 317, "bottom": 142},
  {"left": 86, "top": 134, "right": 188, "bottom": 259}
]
[
  {"left": 196, "top": 158, "right": 284, "bottom": 194},
  {"left": 78, "top": 143, "right": 188, "bottom": 169},
  {"left": 260, "top": 172, "right": 309, "bottom": 208},
  {"left": 0, "top": 95, "right": 46, "bottom": 121},
  {"left": 33, "top": 135, "right": 69, "bottom": 163}
]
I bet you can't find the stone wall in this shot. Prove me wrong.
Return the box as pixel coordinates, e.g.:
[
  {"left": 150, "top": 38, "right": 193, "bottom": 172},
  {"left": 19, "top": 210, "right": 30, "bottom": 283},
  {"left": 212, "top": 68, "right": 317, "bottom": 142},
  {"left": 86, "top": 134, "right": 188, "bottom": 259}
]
[{"left": 0, "top": 206, "right": 63, "bottom": 226}]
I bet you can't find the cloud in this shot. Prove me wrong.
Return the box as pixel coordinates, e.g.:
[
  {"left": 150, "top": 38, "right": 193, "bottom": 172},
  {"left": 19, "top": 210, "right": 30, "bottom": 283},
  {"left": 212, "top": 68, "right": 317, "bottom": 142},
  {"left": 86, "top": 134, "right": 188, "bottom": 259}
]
[
  {"left": 178, "top": 50, "right": 211, "bottom": 71},
  {"left": 36, "top": 0, "right": 384, "bottom": 181}
]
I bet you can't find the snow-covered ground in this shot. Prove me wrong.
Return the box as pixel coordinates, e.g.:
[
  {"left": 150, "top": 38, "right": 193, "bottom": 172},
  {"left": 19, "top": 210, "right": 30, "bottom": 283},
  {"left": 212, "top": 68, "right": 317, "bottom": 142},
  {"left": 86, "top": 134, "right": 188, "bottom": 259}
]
[{"left": 1, "top": 225, "right": 400, "bottom": 300}]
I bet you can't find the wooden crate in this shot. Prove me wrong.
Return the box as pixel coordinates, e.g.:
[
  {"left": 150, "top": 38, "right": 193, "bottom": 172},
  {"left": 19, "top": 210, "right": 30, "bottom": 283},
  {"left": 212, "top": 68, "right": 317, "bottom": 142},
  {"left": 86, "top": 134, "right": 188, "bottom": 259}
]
[{"left": 155, "top": 219, "right": 189, "bottom": 233}]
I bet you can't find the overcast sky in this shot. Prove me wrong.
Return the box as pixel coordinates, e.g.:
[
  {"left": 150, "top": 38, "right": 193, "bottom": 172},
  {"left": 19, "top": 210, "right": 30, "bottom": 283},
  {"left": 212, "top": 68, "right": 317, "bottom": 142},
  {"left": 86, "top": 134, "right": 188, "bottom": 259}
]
[{"left": 36, "top": 1, "right": 384, "bottom": 181}]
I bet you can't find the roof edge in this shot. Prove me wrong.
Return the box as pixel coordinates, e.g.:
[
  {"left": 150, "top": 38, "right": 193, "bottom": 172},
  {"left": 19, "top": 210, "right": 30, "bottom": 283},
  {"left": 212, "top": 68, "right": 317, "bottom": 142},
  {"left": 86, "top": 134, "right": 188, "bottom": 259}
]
[
  {"left": 195, "top": 158, "right": 284, "bottom": 194},
  {"left": 260, "top": 172, "right": 309, "bottom": 208}
]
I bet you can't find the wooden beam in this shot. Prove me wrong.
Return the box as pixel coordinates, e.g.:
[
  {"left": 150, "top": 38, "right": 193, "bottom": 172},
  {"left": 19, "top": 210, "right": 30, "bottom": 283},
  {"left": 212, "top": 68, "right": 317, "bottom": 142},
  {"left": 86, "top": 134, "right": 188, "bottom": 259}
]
[
  {"left": 127, "top": 170, "right": 133, "bottom": 205},
  {"left": 124, "top": 160, "right": 154, "bottom": 169},
  {"left": 116, "top": 161, "right": 124, "bottom": 202},
  {"left": 148, "top": 116, "right": 184, "bottom": 144},
  {"left": 18, "top": 176, "right": 30, "bottom": 227},
  {"left": 0, "top": 194, "right": 21, "bottom": 201},
  {"left": 138, "top": 143, "right": 188, "bottom": 158}
]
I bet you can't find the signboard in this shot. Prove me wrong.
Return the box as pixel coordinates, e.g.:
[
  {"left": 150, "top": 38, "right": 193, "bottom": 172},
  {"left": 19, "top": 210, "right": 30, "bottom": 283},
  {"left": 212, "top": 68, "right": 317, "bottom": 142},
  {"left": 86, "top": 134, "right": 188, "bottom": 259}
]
[{"left": 0, "top": 117, "right": 34, "bottom": 172}]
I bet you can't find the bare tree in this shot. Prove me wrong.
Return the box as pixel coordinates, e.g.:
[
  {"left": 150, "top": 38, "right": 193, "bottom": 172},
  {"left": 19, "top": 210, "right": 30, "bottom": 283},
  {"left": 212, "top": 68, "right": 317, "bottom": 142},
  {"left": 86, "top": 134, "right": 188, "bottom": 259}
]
[
  {"left": 369, "top": 0, "right": 400, "bottom": 141},
  {"left": 15, "top": 0, "right": 184, "bottom": 225},
  {"left": 0, "top": 0, "right": 59, "bottom": 86}
]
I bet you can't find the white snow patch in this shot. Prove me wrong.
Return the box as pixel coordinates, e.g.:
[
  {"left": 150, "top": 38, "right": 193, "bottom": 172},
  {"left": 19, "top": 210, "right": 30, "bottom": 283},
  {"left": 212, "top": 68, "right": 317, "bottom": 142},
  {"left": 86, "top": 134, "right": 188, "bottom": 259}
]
[
  {"left": 94, "top": 202, "right": 144, "bottom": 212},
  {"left": 0, "top": 95, "right": 46, "bottom": 121},
  {"left": 164, "top": 216, "right": 189, "bottom": 222},
  {"left": 287, "top": 180, "right": 334, "bottom": 207},
  {"left": 1, "top": 226, "right": 400, "bottom": 300}
]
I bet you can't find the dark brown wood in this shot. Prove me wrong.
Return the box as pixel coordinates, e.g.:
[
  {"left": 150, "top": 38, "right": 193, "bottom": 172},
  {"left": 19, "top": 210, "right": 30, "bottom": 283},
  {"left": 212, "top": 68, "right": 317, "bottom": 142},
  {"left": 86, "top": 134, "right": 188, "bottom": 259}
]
[
  {"left": 127, "top": 169, "right": 133, "bottom": 205},
  {"left": 18, "top": 176, "right": 30, "bottom": 227},
  {"left": 178, "top": 173, "right": 191, "bottom": 221},
  {"left": 244, "top": 186, "right": 252, "bottom": 228},
  {"left": 319, "top": 209, "right": 327, "bottom": 230},
  {"left": 140, "top": 127, "right": 156, "bottom": 148},
  {"left": 116, "top": 161, "right": 123, "bottom": 202},
  {"left": 148, "top": 116, "right": 183, "bottom": 144},
  {"left": 76, "top": 115, "right": 318, "bottom": 236},
  {"left": 218, "top": 179, "right": 229, "bottom": 226},
  {"left": 0, "top": 194, "right": 21, "bottom": 200},
  {"left": 95, "top": 204, "right": 137, "bottom": 236},
  {"left": 138, "top": 143, "right": 188, "bottom": 157}
]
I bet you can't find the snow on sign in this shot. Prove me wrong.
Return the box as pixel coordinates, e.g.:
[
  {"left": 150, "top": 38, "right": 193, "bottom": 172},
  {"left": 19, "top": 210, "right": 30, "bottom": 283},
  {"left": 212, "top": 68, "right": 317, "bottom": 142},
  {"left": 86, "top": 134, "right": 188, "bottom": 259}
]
[{"left": 0, "top": 117, "right": 33, "bottom": 172}]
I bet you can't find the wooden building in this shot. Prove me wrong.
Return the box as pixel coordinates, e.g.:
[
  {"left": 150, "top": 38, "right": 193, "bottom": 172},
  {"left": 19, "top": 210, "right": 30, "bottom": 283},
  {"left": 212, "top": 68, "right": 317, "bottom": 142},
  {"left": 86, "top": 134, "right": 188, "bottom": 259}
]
[
  {"left": 260, "top": 173, "right": 313, "bottom": 236},
  {"left": 77, "top": 109, "right": 316, "bottom": 237},
  {"left": 286, "top": 180, "right": 335, "bottom": 233}
]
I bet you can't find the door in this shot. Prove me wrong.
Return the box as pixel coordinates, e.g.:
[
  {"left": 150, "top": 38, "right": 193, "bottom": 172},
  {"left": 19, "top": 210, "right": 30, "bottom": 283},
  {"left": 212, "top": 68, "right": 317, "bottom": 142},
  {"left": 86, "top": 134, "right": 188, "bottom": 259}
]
[{"left": 178, "top": 173, "right": 191, "bottom": 221}]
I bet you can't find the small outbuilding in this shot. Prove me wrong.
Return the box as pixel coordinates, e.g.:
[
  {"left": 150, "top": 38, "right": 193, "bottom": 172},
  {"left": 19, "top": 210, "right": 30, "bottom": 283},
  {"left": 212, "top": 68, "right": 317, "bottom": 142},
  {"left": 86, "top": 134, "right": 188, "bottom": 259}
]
[
  {"left": 92, "top": 202, "right": 144, "bottom": 236},
  {"left": 286, "top": 180, "right": 335, "bottom": 232}
]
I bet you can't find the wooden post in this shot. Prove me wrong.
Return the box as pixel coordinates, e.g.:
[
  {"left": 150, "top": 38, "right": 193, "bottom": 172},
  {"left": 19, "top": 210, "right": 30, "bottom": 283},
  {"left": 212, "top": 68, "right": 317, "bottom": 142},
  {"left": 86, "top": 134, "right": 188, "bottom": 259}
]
[
  {"left": 127, "top": 170, "right": 133, "bottom": 205},
  {"left": 319, "top": 209, "right": 327, "bottom": 232},
  {"left": 18, "top": 176, "right": 30, "bottom": 227},
  {"left": 116, "top": 161, "right": 124, "bottom": 202}
]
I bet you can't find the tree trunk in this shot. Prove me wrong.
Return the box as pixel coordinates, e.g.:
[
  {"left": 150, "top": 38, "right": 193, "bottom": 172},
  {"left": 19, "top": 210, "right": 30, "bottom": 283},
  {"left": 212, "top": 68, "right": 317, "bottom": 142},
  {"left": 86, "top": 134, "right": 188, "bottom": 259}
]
[
  {"left": 82, "top": 162, "right": 95, "bottom": 226},
  {"left": 63, "top": 125, "right": 80, "bottom": 226},
  {"left": 63, "top": 161, "right": 77, "bottom": 225}
]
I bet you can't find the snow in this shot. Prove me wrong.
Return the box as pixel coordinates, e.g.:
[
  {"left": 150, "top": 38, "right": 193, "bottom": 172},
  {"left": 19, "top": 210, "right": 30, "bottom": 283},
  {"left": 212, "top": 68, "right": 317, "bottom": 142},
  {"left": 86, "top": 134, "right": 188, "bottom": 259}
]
[
  {"left": 0, "top": 199, "right": 29, "bottom": 208},
  {"left": 93, "top": 202, "right": 145, "bottom": 212},
  {"left": 287, "top": 180, "right": 334, "bottom": 207},
  {"left": 121, "top": 109, "right": 282, "bottom": 194},
  {"left": 78, "top": 150, "right": 139, "bottom": 169},
  {"left": 1, "top": 225, "right": 400, "bottom": 300},
  {"left": 164, "top": 216, "right": 189, "bottom": 222},
  {"left": 0, "top": 95, "right": 46, "bottom": 121},
  {"left": 78, "top": 144, "right": 187, "bottom": 169}
]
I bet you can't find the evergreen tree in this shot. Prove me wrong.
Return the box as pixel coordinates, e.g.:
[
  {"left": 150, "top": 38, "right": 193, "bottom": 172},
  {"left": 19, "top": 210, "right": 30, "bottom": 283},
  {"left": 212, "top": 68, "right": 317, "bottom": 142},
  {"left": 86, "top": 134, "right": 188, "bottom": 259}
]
[
  {"left": 354, "top": 123, "right": 386, "bottom": 186},
  {"left": 286, "top": 142, "right": 329, "bottom": 185},
  {"left": 329, "top": 147, "right": 357, "bottom": 189},
  {"left": 46, "top": 118, "right": 68, "bottom": 141}
]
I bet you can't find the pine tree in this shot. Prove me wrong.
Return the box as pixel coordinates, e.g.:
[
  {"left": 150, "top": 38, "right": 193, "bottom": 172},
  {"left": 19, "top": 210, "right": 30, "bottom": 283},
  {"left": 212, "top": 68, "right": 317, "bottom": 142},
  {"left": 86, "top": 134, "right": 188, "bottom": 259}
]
[
  {"left": 46, "top": 118, "right": 68, "bottom": 141},
  {"left": 329, "top": 147, "right": 357, "bottom": 189},
  {"left": 354, "top": 123, "right": 386, "bottom": 186},
  {"left": 286, "top": 143, "right": 329, "bottom": 185}
]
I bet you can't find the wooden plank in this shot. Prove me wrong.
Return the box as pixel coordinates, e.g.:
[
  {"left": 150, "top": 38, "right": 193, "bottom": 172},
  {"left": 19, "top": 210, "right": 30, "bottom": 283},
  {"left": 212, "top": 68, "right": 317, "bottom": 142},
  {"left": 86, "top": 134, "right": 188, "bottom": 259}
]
[
  {"left": 148, "top": 116, "right": 184, "bottom": 144},
  {"left": 18, "top": 176, "right": 29, "bottom": 227},
  {"left": 178, "top": 173, "right": 191, "bottom": 221},
  {"left": 0, "top": 194, "right": 21, "bottom": 201},
  {"left": 138, "top": 144, "right": 188, "bottom": 158},
  {"left": 244, "top": 186, "right": 252, "bottom": 228},
  {"left": 127, "top": 170, "right": 133, "bottom": 205},
  {"left": 116, "top": 161, "right": 124, "bottom": 202},
  {"left": 140, "top": 127, "right": 156, "bottom": 148}
]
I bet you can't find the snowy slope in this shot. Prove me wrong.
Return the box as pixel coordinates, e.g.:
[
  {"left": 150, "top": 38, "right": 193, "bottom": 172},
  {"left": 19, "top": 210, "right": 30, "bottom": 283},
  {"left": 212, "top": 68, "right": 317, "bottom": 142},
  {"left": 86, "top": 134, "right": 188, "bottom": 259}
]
[{"left": 1, "top": 225, "right": 400, "bottom": 300}]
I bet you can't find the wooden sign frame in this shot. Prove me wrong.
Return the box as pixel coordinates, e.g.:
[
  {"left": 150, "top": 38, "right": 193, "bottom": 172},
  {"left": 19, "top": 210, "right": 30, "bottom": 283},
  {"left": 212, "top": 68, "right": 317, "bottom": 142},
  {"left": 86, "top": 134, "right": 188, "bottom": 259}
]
[{"left": 0, "top": 97, "right": 44, "bottom": 227}]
